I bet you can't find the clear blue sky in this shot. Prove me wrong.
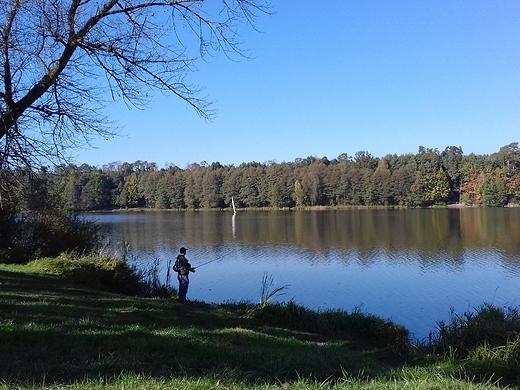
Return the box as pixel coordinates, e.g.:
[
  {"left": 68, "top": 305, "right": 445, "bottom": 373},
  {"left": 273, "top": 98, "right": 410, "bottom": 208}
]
[{"left": 75, "top": 1, "right": 520, "bottom": 169}]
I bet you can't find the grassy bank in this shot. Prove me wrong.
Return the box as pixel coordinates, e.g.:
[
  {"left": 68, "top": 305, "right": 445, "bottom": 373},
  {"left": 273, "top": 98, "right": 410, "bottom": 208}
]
[{"left": 0, "top": 261, "right": 518, "bottom": 389}]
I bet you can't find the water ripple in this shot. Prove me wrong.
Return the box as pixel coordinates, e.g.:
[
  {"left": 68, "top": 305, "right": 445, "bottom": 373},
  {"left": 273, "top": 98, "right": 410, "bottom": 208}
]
[{"left": 91, "top": 209, "right": 520, "bottom": 340}]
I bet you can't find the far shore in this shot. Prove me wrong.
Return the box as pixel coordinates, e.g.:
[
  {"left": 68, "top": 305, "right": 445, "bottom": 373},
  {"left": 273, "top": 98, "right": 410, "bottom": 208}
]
[{"left": 87, "top": 203, "right": 506, "bottom": 213}]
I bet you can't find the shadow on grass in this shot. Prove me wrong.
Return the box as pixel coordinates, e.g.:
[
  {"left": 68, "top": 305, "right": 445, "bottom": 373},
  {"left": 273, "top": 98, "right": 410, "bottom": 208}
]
[{"left": 0, "top": 270, "right": 411, "bottom": 387}]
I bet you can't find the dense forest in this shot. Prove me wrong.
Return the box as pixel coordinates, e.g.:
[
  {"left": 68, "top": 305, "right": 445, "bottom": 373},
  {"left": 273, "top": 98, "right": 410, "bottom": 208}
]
[{"left": 13, "top": 143, "right": 520, "bottom": 212}]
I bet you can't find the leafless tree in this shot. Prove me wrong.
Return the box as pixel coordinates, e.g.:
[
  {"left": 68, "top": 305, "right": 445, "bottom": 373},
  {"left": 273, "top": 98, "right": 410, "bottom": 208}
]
[{"left": 0, "top": 0, "right": 270, "bottom": 170}]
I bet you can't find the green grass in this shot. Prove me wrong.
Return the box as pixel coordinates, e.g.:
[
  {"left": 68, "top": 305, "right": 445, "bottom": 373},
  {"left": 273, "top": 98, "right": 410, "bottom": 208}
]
[
  {"left": 0, "top": 263, "right": 517, "bottom": 390},
  {"left": 431, "top": 303, "right": 520, "bottom": 384}
]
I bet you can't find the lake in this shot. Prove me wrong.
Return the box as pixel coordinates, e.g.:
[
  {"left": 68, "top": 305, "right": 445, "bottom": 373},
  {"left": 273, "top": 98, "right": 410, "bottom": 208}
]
[{"left": 89, "top": 208, "right": 520, "bottom": 340}]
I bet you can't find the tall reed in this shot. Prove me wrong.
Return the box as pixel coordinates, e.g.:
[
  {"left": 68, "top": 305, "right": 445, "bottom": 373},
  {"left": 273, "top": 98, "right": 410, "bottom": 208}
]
[{"left": 259, "top": 272, "right": 289, "bottom": 308}]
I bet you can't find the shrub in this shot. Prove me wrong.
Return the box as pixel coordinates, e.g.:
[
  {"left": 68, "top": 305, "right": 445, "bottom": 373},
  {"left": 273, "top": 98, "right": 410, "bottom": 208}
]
[
  {"left": 433, "top": 303, "right": 520, "bottom": 356},
  {"left": 28, "top": 253, "right": 178, "bottom": 298},
  {"left": 0, "top": 206, "right": 23, "bottom": 263},
  {"left": 322, "top": 307, "right": 410, "bottom": 348},
  {"left": 0, "top": 213, "right": 101, "bottom": 264},
  {"left": 430, "top": 303, "right": 520, "bottom": 383},
  {"left": 28, "top": 253, "right": 148, "bottom": 296},
  {"left": 253, "top": 301, "right": 409, "bottom": 348}
]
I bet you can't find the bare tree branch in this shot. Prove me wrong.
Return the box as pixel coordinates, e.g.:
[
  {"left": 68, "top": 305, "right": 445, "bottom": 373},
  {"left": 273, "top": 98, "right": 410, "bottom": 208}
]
[{"left": 0, "top": 0, "right": 272, "bottom": 170}]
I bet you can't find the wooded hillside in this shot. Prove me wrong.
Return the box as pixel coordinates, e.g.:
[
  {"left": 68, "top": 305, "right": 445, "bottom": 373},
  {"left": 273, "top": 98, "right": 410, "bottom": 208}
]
[{"left": 14, "top": 143, "right": 520, "bottom": 212}]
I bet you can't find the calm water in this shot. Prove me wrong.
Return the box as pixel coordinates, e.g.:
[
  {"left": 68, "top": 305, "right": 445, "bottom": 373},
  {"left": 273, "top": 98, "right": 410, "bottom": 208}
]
[{"left": 89, "top": 208, "right": 520, "bottom": 340}]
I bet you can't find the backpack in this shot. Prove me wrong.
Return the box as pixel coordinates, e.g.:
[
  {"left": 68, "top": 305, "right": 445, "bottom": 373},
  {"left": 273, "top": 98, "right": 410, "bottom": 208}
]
[{"left": 173, "top": 255, "right": 187, "bottom": 273}]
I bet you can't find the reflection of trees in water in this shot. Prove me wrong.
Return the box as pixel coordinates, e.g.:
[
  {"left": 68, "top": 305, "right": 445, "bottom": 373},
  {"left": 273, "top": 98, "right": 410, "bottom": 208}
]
[
  {"left": 97, "top": 209, "right": 520, "bottom": 269},
  {"left": 461, "top": 208, "right": 520, "bottom": 251}
]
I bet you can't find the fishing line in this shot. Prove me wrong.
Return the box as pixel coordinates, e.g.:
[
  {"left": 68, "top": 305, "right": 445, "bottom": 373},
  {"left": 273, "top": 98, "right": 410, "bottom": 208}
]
[{"left": 194, "top": 254, "right": 227, "bottom": 269}]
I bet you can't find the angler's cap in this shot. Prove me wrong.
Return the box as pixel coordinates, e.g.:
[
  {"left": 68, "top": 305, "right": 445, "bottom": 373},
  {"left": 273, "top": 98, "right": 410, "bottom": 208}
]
[{"left": 180, "top": 247, "right": 188, "bottom": 253}]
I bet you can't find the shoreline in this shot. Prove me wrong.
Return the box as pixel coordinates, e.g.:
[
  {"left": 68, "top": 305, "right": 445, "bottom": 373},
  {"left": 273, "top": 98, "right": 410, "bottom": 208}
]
[{"left": 88, "top": 203, "right": 496, "bottom": 213}]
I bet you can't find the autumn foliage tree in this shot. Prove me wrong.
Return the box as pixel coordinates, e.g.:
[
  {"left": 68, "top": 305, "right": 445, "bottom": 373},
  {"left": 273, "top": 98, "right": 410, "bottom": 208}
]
[{"left": 8, "top": 143, "right": 520, "bottom": 218}]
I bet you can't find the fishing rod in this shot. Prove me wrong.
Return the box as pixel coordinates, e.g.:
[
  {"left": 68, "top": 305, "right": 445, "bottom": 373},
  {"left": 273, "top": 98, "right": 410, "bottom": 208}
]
[{"left": 194, "top": 254, "right": 227, "bottom": 269}]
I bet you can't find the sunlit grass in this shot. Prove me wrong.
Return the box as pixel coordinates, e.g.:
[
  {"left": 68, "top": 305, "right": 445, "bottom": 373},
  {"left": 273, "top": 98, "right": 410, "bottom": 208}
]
[
  {"left": 0, "top": 370, "right": 506, "bottom": 390},
  {"left": 0, "top": 263, "right": 517, "bottom": 389}
]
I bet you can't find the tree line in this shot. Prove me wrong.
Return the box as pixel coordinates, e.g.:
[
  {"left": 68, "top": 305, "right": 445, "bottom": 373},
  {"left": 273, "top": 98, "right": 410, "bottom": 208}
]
[{"left": 13, "top": 142, "right": 520, "bottom": 213}]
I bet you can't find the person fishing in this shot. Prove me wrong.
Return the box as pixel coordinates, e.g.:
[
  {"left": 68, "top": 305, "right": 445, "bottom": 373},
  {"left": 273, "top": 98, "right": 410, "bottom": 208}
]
[{"left": 173, "top": 247, "right": 196, "bottom": 301}]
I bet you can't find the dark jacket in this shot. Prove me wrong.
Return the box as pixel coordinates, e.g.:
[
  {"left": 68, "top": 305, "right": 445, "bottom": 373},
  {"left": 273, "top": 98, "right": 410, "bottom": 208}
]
[{"left": 175, "top": 254, "right": 192, "bottom": 276}]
